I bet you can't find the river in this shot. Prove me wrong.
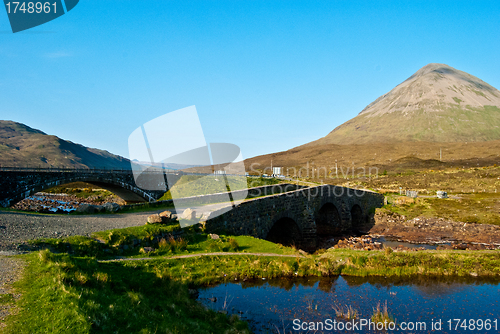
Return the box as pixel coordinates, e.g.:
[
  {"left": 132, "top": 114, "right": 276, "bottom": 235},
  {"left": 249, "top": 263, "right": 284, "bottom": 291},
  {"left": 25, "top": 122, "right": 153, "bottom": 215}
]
[{"left": 199, "top": 275, "right": 500, "bottom": 333}]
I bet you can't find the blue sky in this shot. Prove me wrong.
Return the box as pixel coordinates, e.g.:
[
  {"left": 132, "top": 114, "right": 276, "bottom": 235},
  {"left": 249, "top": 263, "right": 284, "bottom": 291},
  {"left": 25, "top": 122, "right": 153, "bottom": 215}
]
[{"left": 1, "top": 0, "right": 500, "bottom": 161}]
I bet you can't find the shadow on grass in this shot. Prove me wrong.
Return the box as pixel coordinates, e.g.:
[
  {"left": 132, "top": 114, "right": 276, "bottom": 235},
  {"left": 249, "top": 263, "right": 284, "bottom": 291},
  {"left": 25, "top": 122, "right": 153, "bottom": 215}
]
[{"left": 5, "top": 251, "right": 250, "bottom": 333}]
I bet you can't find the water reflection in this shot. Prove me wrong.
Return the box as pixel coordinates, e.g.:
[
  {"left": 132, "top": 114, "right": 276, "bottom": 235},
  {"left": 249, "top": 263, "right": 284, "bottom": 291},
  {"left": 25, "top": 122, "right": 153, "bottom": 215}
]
[{"left": 199, "top": 276, "right": 500, "bottom": 333}]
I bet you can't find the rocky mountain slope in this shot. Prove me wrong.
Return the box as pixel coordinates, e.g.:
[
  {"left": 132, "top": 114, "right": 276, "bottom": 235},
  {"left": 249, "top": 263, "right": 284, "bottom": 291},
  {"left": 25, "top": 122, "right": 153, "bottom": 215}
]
[
  {"left": 0, "top": 120, "right": 130, "bottom": 169},
  {"left": 309, "top": 63, "right": 500, "bottom": 145},
  {"left": 244, "top": 64, "right": 500, "bottom": 173}
]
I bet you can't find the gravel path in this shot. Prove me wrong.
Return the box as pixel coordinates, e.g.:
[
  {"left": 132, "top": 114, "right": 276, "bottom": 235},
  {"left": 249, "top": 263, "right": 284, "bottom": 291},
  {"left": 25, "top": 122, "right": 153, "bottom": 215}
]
[
  {"left": 0, "top": 211, "right": 153, "bottom": 254},
  {"left": 0, "top": 256, "right": 25, "bottom": 327},
  {"left": 0, "top": 202, "right": 233, "bottom": 254}
]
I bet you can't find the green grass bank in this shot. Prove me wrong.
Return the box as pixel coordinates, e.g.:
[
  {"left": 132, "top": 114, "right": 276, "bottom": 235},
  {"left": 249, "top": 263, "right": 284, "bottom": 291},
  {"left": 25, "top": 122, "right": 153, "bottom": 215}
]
[{"left": 2, "top": 221, "right": 500, "bottom": 333}]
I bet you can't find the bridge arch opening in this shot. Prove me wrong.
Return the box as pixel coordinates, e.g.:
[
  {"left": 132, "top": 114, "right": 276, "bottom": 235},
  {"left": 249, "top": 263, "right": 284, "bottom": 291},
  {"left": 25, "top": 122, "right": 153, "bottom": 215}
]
[
  {"left": 266, "top": 217, "right": 302, "bottom": 247},
  {"left": 350, "top": 204, "right": 365, "bottom": 230},
  {"left": 75, "top": 181, "right": 152, "bottom": 203},
  {"left": 37, "top": 180, "right": 151, "bottom": 204},
  {"left": 316, "top": 202, "right": 342, "bottom": 236}
]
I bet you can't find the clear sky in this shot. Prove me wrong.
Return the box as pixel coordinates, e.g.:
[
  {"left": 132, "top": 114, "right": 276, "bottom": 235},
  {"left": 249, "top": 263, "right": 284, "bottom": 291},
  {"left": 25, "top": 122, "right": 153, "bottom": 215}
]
[{"left": 1, "top": 0, "right": 500, "bottom": 161}]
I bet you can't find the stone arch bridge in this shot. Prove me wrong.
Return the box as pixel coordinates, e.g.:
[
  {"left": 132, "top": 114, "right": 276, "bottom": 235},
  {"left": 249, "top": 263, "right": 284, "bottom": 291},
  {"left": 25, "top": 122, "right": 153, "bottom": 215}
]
[
  {"left": 0, "top": 167, "right": 181, "bottom": 207},
  {"left": 202, "top": 184, "right": 384, "bottom": 251}
]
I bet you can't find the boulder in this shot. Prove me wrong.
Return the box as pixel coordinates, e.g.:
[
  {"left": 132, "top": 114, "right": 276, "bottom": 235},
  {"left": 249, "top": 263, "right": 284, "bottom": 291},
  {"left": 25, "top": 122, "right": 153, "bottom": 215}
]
[
  {"left": 104, "top": 202, "right": 121, "bottom": 212},
  {"left": 436, "top": 191, "right": 448, "bottom": 199},
  {"left": 76, "top": 204, "right": 97, "bottom": 214},
  {"left": 181, "top": 208, "right": 196, "bottom": 220},
  {"left": 94, "top": 205, "right": 106, "bottom": 213},
  {"left": 141, "top": 246, "right": 155, "bottom": 253},
  {"left": 209, "top": 233, "right": 220, "bottom": 240},
  {"left": 147, "top": 214, "right": 163, "bottom": 224},
  {"left": 159, "top": 210, "right": 173, "bottom": 222},
  {"left": 200, "top": 212, "right": 211, "bottom": 222}
]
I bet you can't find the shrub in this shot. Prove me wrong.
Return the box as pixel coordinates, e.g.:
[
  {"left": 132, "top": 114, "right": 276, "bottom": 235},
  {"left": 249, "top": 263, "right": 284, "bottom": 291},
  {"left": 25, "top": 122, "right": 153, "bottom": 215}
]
[
  {"left": 228, "top": 238, "right": 239, "bottom": 251},
  {"left": 158, "top": 236, "right": 188, "bottom": 253},
  {"left": 464, "top": 215, "right": 480, "bottom": 224},
  {"left": 158, "top": 238, "right": 170, "bottom": 251},
  {"left": 207, "top": 239, "right": 224, "bottom": 252},
  {"left": 385, "top": 247, "right": 394, "bottom": 256}
]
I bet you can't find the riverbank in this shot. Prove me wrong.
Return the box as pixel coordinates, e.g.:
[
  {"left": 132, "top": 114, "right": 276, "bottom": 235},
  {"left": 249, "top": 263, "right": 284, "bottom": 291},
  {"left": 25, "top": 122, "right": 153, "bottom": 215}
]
[
  {"left": 1, "top": 219, "right": 499, "bottom": 333},
  {"left": 365, "top": 210, "right": 500, "bottom": 249}
]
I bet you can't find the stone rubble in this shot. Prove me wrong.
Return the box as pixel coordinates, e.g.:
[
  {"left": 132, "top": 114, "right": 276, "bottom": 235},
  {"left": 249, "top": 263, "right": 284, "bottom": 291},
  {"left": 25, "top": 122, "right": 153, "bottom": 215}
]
[{"left": 367, "top": 211, "right": 500, "bottom": 250}]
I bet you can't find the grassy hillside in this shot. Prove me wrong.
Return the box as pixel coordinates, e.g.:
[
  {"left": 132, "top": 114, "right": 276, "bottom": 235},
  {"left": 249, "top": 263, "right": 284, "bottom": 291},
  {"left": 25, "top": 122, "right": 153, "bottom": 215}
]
[
  {"left": 159, "top": 175, "right": 282, "bottom": 200},
  {"left": 244, "top": 140, "right": 500, "bottom": 179},
  {"left": 333, "top": 165, "right": 500, "bottom": 225},
  {"left": 0, "top": 120, "right": 130, "bottom": 169},
  {"left": 314, "top": 105, "right": 500, "bottom": 145}
]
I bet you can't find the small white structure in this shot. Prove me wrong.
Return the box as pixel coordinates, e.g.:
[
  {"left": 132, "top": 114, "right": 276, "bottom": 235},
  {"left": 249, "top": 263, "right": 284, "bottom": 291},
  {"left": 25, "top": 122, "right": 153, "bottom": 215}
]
[{"left": 436, "top": 191, "right": 448, "bottom": 199}]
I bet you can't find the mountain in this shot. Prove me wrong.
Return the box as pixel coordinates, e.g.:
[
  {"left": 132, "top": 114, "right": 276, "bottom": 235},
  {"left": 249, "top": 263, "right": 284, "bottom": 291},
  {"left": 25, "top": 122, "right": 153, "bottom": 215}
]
[
  {"left": 309, "top": 63, "right": 500, "bottom": 145},
  {"left": 243, "top": 63, "right": 500, "bottom": 174},
  {"left": 0, "top": 120, "right": 131, "bottom": 169}
]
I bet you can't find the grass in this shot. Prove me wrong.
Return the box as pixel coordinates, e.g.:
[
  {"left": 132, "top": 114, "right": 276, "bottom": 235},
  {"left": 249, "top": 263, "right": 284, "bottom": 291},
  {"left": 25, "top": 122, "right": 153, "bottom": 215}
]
[
  {"left": 333, "top": 304, "right": 359, "bottom": 320},
  {"left": 2, "top": 250, "right": 250, "bottom": 334},
  {"left": 345, "top": 165, "right": 500, "bottom": 194},
  {"left": 29, "top": 222, "right": 300, "bottom": 259},
  {"left": 371, "top": 301, "right": 395, "bottom": 324},
  {"left": 381, "top": 192, "right": 500, "bottom": 225},
  {"left": 42, "top": 182, "right": 124, "bottom": 204},
  {"left": 327, "top": 165, "right": 500, "bottom": 225},
  {"left": 160, "top": 175, "right": 246, "bottom": 200},
  {"left": 319, "top": 248, "right": 500, "bottom": 277},
  {"left": 27, "top": 225, "right": 500, "bottom": 280},
  {"left": 159, "top": 175, "right": 284, "bottom": 201},
  {"left": 4, "top": 222, "right": 500, "bottom": 333},
  {"left": 150, "top": 233, "right": 297, "bottom": 257}
]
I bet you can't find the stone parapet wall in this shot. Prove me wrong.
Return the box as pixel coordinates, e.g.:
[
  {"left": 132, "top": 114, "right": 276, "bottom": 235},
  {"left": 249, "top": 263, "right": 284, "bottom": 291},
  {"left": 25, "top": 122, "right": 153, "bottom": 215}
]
[
  {"left": 202, "top": 185, "right": 384, "bottom": 251},
  {"left": 132, "top": 183, "right": 307, "bottom": 209}
]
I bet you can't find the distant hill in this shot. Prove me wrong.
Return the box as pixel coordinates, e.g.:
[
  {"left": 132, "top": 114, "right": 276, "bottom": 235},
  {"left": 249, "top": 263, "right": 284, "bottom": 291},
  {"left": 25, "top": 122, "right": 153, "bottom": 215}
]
[
  {"left": 244, "top": 63, "right": 500, "bottom": 174},
  {"left": 244, "top": 140, "right": 500, "bottom": 176},
  {"left": 0, "top": 120, "right": 131, "bottom": 169},
  {"left": 308, "top": 63, "right": 500, "bottom": 145}
]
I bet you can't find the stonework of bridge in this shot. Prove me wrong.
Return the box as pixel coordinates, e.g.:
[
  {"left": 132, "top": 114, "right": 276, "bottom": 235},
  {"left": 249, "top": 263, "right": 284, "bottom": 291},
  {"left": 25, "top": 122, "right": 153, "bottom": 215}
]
[
  {"left": 0, "top": 168, "right": 384, "bottom": 250},
  {"left": 0, "top": 168, "right": 178, "bottom": 208},
  {"left": 202, "top": 184, "right": 384, "bottom": 251}
]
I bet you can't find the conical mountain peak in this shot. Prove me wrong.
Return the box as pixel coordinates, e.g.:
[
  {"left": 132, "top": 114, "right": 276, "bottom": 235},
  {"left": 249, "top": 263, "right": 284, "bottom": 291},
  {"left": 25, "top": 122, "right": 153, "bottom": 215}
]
[{"left": 312, "top": 63, "right": 500, "bottom": 145}]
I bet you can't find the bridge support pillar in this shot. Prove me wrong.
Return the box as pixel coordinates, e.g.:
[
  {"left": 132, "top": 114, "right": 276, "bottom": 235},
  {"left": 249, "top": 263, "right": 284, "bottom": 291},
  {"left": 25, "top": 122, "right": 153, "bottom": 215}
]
[{"left": 301, "top": 207, "right": 317, "bottom": 251}]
